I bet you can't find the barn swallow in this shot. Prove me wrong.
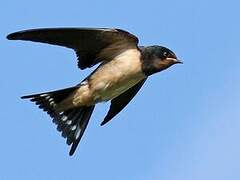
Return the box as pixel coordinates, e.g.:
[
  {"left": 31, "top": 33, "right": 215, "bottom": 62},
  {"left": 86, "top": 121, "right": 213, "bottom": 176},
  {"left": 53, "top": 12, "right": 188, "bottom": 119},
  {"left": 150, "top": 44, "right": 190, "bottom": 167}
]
[{"left": 7, "top": 28, "right": 182, "bottom": 155}]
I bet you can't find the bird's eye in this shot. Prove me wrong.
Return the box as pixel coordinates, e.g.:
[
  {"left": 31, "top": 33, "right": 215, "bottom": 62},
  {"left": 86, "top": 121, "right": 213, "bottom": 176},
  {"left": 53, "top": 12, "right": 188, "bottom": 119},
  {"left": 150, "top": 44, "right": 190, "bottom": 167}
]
[{"left": 163, "top": 52, "right": 168, "bottom": 57}]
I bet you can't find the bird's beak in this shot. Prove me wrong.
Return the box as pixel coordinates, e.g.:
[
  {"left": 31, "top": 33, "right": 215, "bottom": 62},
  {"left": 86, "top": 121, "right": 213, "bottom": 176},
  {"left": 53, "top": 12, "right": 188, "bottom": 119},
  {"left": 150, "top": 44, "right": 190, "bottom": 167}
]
[
  {"left": 175, "top": 59, "right": 183, "bottom": 64},
  {"left": 167, "top": 57, "right": 183, "bottom": 64}
]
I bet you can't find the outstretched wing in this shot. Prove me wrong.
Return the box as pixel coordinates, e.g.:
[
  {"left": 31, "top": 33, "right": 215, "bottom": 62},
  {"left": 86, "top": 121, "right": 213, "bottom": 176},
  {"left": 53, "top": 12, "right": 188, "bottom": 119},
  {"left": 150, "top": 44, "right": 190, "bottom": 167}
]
[
  {"left": 7, "top": 28, "right": 139, "bottom": 69},
  {"left": 101, "top": 78, "right": 147, "bottom": 126}
]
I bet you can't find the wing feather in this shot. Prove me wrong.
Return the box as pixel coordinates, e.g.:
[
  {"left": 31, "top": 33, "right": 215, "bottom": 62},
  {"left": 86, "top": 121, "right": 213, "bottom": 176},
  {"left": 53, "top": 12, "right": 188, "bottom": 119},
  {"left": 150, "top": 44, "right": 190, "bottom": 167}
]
[
  {"left": 101, "top": 78, "right": 147, "bottom": 126},
  {"left": 7, "top": 28, "right": 139, "bottom": 69}
]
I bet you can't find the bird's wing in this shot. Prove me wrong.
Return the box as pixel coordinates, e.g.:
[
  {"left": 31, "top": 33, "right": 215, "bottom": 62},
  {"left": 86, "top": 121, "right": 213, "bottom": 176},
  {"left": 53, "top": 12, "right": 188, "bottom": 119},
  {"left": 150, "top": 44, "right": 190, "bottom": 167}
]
[
  {"left": 101, "top": 78, "right": 147, "bottom": 126},
  {"left": 7, "top": 28, "right": 139, "bottom": 70}
]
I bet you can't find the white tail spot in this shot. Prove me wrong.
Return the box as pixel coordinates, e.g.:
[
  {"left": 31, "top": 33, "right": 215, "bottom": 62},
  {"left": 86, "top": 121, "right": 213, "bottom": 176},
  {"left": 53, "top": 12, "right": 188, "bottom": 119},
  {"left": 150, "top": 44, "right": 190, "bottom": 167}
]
[
  {"left": 45, "top": 96, "right": 50, "bottom": 100},
  {"left": 62, "top": 116, "right": 68, "bottom": 121},
  {"left": 71, "top": 125, "right": 77, "bottom": 131},
  {"left": 75, "top": 128, "right": 81, "bottom": 140},
  {"left": 66, "top": 120, "right": 72, "bottom": 125},
  {"left": 40, "top": 94, "right": 48, "bottom": 97}
]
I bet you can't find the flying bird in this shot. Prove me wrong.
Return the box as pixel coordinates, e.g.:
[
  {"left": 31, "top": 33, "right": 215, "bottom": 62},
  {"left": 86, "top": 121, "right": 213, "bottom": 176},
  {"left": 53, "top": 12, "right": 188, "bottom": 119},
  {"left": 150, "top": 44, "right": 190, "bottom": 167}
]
[{"left": 7, "top": 28, "right": 182, "bottom": 155}]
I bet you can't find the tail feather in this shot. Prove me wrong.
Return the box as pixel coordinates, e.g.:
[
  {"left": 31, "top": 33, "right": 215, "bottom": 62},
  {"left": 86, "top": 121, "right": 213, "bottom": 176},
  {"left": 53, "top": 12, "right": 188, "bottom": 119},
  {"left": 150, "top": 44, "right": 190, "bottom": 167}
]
[
  {"left": 22, "top": 87, "right": 95, "bottom": 156},
  {"left": 69, "top": 106, "right": 94, "bottom": 156}
]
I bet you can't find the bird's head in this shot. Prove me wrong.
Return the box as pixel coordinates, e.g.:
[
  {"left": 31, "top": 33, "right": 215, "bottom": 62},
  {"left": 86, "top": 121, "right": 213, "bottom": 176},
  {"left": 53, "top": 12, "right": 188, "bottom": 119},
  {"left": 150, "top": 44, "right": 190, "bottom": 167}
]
[{"left": 141, "top": 45, "right": 182, "bottom": 76}]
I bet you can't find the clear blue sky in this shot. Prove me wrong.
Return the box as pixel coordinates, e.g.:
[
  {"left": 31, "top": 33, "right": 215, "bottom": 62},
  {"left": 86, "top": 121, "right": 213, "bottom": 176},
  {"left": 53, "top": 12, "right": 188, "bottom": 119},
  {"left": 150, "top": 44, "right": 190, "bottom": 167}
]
[{"left": 1, "top": 0, "right": 240, "bottom": 179}]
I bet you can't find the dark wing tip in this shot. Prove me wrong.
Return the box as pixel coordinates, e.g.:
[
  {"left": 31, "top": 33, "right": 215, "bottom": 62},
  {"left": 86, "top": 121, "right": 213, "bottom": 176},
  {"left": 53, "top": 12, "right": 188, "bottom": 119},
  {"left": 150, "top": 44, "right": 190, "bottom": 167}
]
[
  {"left": 7, "top": 29, "right": 30, "bottom": 40},
  {"left": 7, "top": 29, "right": 36, "bottom": 40},
  {"left": 100, "top": 122, "right": 105, "bottom": 126},
  {"left": 100, "top": 117, "right": 111, "bottom": 126},
  {"left": 6, "top": 32, "right": 19, "bottom": 40}
]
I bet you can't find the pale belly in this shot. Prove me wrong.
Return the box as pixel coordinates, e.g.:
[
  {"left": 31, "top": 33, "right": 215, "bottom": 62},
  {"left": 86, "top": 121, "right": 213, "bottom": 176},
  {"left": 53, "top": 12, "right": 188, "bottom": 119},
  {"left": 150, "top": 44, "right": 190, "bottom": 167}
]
[
  {"left": 72, "top": 49, "right": 145, "bottom": 106},
  {"left": 91, "top": 72, "right": 144, "bottom": 102}
]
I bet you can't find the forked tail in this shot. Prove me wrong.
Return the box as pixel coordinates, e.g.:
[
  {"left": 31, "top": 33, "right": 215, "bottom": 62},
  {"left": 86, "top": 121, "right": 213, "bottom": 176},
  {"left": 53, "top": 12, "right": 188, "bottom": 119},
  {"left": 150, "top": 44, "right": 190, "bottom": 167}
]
[{"left": 21, "top": 87, "right": 95, "bottom": 156}]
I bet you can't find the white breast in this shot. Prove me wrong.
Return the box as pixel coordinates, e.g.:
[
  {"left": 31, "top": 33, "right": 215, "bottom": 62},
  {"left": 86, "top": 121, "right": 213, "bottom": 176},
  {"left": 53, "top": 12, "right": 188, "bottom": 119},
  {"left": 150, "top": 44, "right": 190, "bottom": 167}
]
[{"left": 88, "top": 48, "right": 145, "bottom": 102}]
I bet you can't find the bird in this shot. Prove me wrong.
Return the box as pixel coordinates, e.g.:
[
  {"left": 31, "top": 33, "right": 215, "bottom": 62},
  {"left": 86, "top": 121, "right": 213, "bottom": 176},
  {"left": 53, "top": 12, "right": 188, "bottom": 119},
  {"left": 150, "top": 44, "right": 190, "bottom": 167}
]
[{"left": 7, "top": 28, "right": 182, "bottom": 156}]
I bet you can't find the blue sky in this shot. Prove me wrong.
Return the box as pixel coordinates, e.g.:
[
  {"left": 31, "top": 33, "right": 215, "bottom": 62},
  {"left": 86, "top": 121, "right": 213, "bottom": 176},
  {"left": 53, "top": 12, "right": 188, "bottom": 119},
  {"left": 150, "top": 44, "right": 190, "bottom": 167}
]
[{"left": 1, "top": 0, "right": 240, "bottom": 179}]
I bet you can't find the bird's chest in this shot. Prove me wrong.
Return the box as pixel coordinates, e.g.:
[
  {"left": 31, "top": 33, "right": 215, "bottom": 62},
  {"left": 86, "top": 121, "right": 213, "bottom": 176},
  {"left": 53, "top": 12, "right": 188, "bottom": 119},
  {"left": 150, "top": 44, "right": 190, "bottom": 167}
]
[{"left": 89, "top": 50, "right": 145, "bottom": 102}]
